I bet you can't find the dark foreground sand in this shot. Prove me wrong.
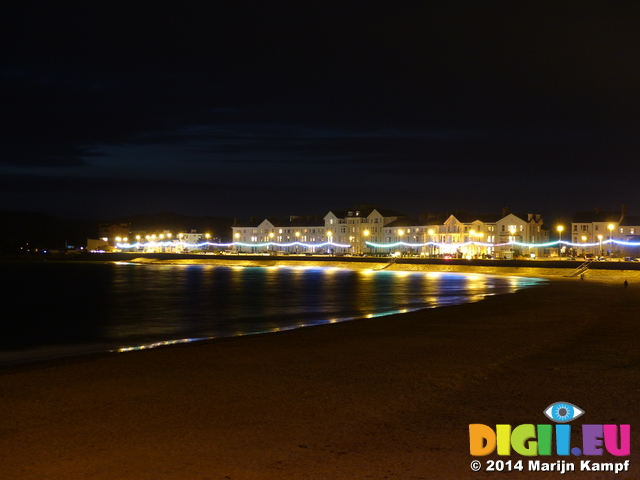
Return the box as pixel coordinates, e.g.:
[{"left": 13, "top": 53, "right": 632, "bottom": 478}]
[{"left": 1, "top": 276, "right": 639, "bottom": 479}]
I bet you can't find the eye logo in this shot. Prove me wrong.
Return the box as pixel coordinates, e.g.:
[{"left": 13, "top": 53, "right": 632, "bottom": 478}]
[{"left": 543, "top": 402, "right": 584, "bottom": 423}]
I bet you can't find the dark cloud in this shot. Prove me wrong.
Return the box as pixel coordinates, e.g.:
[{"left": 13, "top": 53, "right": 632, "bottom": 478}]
[{"left": 1, "top": 2, "right": 640, "bottom": 218}]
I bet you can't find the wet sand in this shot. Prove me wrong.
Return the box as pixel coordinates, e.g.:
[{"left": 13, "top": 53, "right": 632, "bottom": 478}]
[{"left": 1, "top": 276, "right": 639, "bottom": 479}]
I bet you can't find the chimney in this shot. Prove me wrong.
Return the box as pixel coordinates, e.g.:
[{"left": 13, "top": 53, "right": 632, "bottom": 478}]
[
  {"left": 502, "top": 207, "right": 510, "bottom": 217},
  {"left": 595, "top": 205, "right": 600, "bottom": 214},
  {"left": 622, "top": 204, "right": 627, "bottom": 219}
]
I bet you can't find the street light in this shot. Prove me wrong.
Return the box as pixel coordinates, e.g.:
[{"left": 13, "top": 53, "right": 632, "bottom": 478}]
[
  {"left": 557, "top": 225, "right": 564, "bottom": 257},
  {"left": 428, "top": 229, "right": 435, "bottom": 257},
  {"left": 608, "top": 224, "right": 614, "bottom": 260},
  {"left": 598, "top": 234, "right": 603, "bottom": 257},
  {"left": 509, "top": 227, "right": 516, "bottom": 259},
  {"left": 469, "top": 229, "right": 476, "bottom": 258},
  {"left": 475, "top": 231, "right": 484, "bottom": 258},
  {"left": 363, "top": 229, "right": 370, "bottom": 255}
]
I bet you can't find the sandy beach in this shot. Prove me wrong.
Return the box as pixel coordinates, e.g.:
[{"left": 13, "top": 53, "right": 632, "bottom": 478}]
[{"left": 1, "top": 274, "right": 638, "bottom": 479}]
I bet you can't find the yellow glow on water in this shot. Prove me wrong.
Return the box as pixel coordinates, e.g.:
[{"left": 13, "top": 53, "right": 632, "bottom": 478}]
[
  {"left": 366, "top": 314, "right": 374, "bottom": 318},
  {"left": 506, "top": 276, "right": 522, "bottom": 291}
]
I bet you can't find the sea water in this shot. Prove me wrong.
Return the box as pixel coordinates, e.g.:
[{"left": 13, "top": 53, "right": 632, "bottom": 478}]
[{"left": 0, "top": 261, "right": 545, "bottom": 365}]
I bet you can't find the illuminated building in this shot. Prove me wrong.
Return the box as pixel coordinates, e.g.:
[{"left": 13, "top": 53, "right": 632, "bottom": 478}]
[
  {"left": 232, "top": 206, "right": 405, "bottom": 254},
  {"left": 571, "top": 205, "right": 640, "bottom": 257}
]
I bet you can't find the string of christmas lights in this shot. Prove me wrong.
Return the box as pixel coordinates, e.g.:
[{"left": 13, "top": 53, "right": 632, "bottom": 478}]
[
  {"left": 365, "top": 239, "right": 640, "bottom": 248},
  {"left": 113, "top": 238, "right": 640, "bottom": 250},
  {"left": 116, "top": 241, "right": 353, "bottom": 249}
]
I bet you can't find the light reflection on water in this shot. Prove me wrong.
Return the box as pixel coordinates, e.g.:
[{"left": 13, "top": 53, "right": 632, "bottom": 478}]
[
  {"left": 104, "top": 265, "right": 541, "bottom": 344},
  {"left": 0, "top": 262, "right": 545, "bottom": 364}
]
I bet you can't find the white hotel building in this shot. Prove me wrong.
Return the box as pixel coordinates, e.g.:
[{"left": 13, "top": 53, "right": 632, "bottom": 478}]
[
  {"left": 232, "top": 205, "right": 548, "bottom": 257},
  {"left": 570, "top": 206, "right": 640, "bottom": 256}
]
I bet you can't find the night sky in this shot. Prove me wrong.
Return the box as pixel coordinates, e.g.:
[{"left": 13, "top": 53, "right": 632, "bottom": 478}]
[{"left": 3, "top": 2, "right": 640, "bottom": 221}]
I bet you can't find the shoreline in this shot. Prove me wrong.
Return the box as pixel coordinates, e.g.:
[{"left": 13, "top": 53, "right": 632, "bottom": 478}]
[
  {"left": 2, "top": 268, "right": 639, "bottom": 478},
  {"left": 6, "top": 251, "right": 640, "bottom": 280},
  {"left": 0, "top": 267, "right": 545, "bottom": 370}
]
